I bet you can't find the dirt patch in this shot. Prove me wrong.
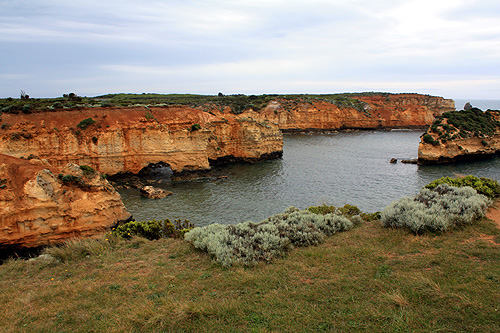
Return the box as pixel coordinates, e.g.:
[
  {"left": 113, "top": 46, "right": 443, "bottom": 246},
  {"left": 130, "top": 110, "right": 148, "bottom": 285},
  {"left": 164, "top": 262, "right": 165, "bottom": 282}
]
[{"left": 486, "top": 200, "right": 500, "bottom": 230}]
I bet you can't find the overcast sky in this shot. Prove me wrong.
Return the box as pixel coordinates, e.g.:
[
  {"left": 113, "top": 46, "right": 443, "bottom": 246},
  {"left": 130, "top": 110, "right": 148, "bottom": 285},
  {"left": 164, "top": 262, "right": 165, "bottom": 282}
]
[{"left": 1, "top": 0, "right": 499, "bottom": 99}]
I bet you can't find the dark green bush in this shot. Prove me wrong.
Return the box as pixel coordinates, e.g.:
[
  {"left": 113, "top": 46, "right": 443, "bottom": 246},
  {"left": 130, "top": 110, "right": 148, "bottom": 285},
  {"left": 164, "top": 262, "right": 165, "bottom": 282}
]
[
  {"left": 113, "top": 219, "right": 195, "bottom": 240},
  {"left": 52, "top": 102, "right": 64, "bottom": 109},
  {"left": 77, "top": 118, "right": 96, "bottom": 130},
  {"left": 61, "top": 175, "right": 80, "bottom": 184},
  {"left": 190, "top": 123, "right": 201, "bottom": 131},
  {"left": 425, "top": 176, "right": 500, "bottom": 199},
  {"left": 79, "top": 165, "right": 95, "bottom": 175},
  {"left": 423, "top": 133, "right": 439, "bottom": 145}
]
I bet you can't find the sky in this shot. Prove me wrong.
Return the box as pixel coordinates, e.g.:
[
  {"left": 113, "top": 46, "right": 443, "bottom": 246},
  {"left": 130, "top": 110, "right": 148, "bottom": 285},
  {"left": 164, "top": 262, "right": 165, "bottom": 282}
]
[{"left": 1, "top": 0, "right": 500, "bottom": 100}]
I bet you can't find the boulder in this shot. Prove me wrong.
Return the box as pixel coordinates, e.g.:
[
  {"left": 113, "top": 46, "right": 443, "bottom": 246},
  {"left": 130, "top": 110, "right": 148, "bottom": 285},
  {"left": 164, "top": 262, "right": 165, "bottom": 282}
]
[{"left": 139, "top": 186, "right": 172, "bottom": 199}]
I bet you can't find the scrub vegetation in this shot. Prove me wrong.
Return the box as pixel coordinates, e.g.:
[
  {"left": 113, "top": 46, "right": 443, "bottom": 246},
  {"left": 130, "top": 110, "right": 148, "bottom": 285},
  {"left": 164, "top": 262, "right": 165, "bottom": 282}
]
[
  {"left": 0, "top": 92, "right": 381, "bottom": 115},
  {"left": 424, "top": 108, "right": 500, "bottom": 144},
  {"left": 0, "top": 176, "right": 499, "bottom": 331}
]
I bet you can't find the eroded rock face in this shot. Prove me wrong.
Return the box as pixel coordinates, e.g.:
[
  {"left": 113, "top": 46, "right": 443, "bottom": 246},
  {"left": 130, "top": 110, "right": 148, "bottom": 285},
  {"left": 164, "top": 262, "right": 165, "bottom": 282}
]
[
  {"left": 0, "top": 106, "right": 283, "bottom": 176},
  {"left": 0, "top": 155, "right": 131, "bottom": 249},
  {"left": 244, "top": 94, "right": 455, "bottom": 132}
]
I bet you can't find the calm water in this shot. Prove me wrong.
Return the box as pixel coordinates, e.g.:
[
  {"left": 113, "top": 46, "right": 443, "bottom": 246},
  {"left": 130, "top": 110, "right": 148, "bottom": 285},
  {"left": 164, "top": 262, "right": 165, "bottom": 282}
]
[
  {"left": 454, "top": 99, "right": 500, "bottom": 111},
  {"left": 118, "top": 131, "right": 500, "bottom": 226}
]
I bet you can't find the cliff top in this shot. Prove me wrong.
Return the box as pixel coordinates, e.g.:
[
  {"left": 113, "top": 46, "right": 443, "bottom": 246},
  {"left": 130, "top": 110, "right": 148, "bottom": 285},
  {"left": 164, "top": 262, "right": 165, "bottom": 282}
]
[
  {"left": 422, "top": 108, "right": 500, "bottom": 146},
  {"left": 0, "top": 92, "right": 453, "bottom": 115}
]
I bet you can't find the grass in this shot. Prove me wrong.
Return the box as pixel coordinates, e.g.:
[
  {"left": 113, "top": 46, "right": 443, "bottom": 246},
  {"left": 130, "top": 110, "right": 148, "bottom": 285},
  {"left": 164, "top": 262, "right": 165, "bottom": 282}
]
[{"left": 1, "top": 215, "right": 499, "bottom": 332}]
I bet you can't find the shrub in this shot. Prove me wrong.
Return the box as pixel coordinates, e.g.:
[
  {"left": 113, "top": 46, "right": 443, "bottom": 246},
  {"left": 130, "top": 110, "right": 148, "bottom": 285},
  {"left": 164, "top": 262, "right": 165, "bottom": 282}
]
[
  {"left": 145, "top": 111, "right": 157, "bottom": 121},
  {"left": 61, "top": 175, "right": 80, "bottom": 184},
  {"left": 184, "top": 207, "right": 353, "bottom": 266},
  {"left": 381, "top": 184, "right": 490, "bottom": 234},
  {"left": 423, "top": 133, "right": 439, "bottom": 145},
  {"left": 113, "top": 219, "right": 194, "bottom": 240},
  {"left": 79, "top": 165, "right": 95, "bottom": 175},
  {"left": 425, "top": 175, "right": 500, "bottom": 199},
  {"left": 22, "top": 104, "right": 32, "bottom": 114},
  {"left": 77, "top": 117, "right": 96, "bottom": 130},
  {"left": 52, "top": 102, "right": 64, "bottom": 109},
  {"left": 190, "top": 123, "right": 201, "bottom": 131}
]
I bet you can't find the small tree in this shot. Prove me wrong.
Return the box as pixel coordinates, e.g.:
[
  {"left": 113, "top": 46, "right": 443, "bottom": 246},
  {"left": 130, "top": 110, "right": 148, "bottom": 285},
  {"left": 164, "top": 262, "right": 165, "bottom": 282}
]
[{"left": 20, "top": 90, "right": 29, "bottom": 100}]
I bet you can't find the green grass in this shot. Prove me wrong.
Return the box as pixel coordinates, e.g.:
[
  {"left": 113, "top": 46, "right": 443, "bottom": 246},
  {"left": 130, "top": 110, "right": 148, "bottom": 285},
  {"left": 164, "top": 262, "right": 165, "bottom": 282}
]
[{"left": 1, "top": 215, "right": 499, "bottom": 332}]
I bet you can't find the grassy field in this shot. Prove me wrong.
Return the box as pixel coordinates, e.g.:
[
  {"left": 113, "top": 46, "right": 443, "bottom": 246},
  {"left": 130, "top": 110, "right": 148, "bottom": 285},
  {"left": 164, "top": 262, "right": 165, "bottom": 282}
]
[{"left": 1, "top": 214, "right": 499, "bottom": 332}]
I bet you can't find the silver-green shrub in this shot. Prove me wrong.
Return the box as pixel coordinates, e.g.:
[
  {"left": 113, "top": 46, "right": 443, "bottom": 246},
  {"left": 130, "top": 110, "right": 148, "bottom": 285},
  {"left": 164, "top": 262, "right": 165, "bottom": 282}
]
[
  {"left": 381, "top": 184, "right": 490, "bottom": 234},
  {"left": 184, "top": 207, "right": 353, "bottom": 266}
]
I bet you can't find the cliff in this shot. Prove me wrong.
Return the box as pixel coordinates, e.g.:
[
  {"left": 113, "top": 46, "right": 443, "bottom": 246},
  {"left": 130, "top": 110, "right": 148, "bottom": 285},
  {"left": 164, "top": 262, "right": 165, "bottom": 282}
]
[
  {"left": 236, "top": 94, "right": 454, "bottom": 132},
  {"left": 418, "top": 109, "right": 500, "bottom": 164},
  {"left": 0, "top": 155, "right": 131, "bottom": 249},
  {"left": 0, "top": 106, "right": 283, "bottom": 176},
  {"left": 0, "top": 94, "right": 453, "bottom": 175}
]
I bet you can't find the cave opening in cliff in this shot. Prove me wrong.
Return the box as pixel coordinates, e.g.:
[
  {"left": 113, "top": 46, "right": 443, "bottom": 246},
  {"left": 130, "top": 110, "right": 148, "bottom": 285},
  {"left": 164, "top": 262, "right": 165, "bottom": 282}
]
[{"left": 138, "top": 162, "right": 173, "bottom": 180}]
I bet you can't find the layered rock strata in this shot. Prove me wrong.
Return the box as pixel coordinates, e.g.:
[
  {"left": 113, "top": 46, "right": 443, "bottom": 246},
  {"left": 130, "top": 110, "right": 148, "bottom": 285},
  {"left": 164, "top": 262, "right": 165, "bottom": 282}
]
[
  {"left": 0, "top": 155, "right": 131, "bottom": 249},
  {"left": 0, "top": 106, "right": 283, "bottom": 176},
  {"left": 240, "top": 94, "right": 454, "bottom": 132}
]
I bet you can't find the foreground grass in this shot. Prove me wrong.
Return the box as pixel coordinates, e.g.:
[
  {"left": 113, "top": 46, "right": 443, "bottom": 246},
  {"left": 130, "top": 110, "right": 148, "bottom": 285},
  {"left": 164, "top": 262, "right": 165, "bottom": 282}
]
[{"left": 1, "top": 218, "right": 499, "bottom": 332}]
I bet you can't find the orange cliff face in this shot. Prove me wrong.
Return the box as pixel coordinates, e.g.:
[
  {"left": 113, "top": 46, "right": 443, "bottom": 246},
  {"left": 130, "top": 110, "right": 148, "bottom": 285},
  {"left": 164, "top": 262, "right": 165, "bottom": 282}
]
[
  {"left": 0, "top": 155, "right": 132, "bottom": 249},
  {"left": 240, "top": 94, "right": 455, "bottom": 132},
  {"left": 0, "top": 106, "right": 283, "bottom": 176}
]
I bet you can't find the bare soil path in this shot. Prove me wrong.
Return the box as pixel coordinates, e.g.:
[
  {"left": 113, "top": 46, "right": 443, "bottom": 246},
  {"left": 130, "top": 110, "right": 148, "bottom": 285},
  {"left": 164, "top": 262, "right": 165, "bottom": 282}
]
[{"left": 486, "top": 200, "right": 500, "bottom": 229}]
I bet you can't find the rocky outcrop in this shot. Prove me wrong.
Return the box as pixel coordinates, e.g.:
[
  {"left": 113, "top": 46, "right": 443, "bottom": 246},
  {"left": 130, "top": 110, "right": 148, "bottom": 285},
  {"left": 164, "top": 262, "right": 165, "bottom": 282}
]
[
  {"left": 140, "top": 186, "right": 172, "bottom": 199},
  {"left": 0, "top": 106, "right": 283, "bottom": 176},
  {"left": 0, "top": 155, "right": 131, "bottom": 249},
  {"left": 239, "top": 94, "right": 454, "bottom": 132},
  {"left": 418, "top": 109, "right": 500, "bottom": 164}
]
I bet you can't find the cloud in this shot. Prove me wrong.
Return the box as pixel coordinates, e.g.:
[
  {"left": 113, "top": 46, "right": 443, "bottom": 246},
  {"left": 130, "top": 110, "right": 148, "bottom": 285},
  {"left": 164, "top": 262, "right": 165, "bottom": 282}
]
[{"left": 0, "top": 0, "right": 499, "bottom": 98}]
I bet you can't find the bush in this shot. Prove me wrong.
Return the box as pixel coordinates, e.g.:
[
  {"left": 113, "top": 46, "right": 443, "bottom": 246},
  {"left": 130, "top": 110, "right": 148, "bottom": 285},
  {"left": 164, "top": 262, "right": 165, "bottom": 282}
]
[
  {"left": 113, "top": 219, "right": 194, "bottom": 240},
  {"left": 190, "top": 123, "right": 201, "bottom": 131},
  {"left": 77, "top": 117, "right": 96, "bottom": 130},
  {"left": 52, "top": 102, "right": 64, "bottom": 109},
  {"left": 381, "top": 184, "right": 490, "bottom": 234},
  {"left": 61, "top": 175, "right": 80, "bottom": 184},
  {"left": 423, "top": 133, "right": 439, "bottom": 145},
  {"left": 425, "top": 175, "right": 500, "bottom": 199},
  {"left": 79, "top": 165, "right": 95, "bottom": 175},
  {"left": 184, "top": 207, "right": 353, "bottom": 266}
]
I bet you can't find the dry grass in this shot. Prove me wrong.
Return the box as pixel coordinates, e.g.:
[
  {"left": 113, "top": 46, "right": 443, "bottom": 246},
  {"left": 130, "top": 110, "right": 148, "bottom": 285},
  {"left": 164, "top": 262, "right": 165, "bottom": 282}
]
[{"left": 1, "top": 217, "right": 499, "bottom": 332}]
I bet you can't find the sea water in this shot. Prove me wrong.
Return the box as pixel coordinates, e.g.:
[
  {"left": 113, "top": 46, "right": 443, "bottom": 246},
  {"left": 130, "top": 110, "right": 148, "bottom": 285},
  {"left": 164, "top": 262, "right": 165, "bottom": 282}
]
[{"left": 117, "top": 130, "right": 500, "bottom": 226}]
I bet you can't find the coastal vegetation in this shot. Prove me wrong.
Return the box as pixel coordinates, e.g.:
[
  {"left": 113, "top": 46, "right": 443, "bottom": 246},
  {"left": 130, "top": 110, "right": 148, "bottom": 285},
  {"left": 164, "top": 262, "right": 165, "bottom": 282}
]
[
  {"left": 424, "top": 108, "right": 500, "bottom": 144},
  {"left": 0, "top": 187, "right": 498, "bottom": 331},
  {"left": 0, "top": 92, "right": 397, "bottom": 115},
  {"left": 381, "top": 184, "right": 490, "bottom": 234},
  {"left": 184, "top": 206, "right": 355, "bottom": 267}
]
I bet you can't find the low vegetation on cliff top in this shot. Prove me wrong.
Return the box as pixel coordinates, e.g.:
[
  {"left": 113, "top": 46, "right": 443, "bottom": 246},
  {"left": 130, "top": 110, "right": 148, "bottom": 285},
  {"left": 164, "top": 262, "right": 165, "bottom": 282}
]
[
  {"left": 0, "top": 176, "right": 499, "bottom": 331},
  {"left": 0, "top": 92, "right": 388, "bottom": 115},
  {"left": 423, "top": 108, "right": 500, "bottom": 145}
]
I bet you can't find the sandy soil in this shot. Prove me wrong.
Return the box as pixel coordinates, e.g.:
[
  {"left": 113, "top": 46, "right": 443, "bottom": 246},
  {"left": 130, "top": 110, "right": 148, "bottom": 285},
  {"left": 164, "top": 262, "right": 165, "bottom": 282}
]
[{"left": 486, "top": 201, "right": 500, "bottom": 230}]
